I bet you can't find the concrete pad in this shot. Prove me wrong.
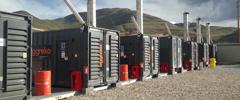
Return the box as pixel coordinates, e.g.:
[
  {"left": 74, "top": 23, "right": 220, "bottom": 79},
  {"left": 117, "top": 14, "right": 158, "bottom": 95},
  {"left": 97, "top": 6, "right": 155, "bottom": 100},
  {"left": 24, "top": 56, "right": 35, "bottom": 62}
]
[
  {"left": 93, "top": 86, "right": 109, "bottom": 91},
  {"left": 31, "top": 91, "right": 77, "bottom": 100},
  {"left": 145, "top": 76, "right": 152, "bottom": 80},
  {"left": 117, "top": 79, "right": 138, "bottom": 86},
  {"left": 159, "top": 73, "right": 168, "bottom": 77}
]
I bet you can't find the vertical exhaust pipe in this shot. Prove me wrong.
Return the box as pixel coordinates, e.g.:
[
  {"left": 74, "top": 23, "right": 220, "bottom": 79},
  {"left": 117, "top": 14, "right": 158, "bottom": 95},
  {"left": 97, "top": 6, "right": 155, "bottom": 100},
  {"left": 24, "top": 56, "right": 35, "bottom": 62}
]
[
  {"left": 87, "top": 0, "right": 96, "bottom": 27},
  {"left": 64, "top": 0, "right": 85, "bottom": 26},
  {"left": 183, "top": 12, "right": 190, "bottom": 41},
  {"left": 136, "top": 0, "right": 143, "bottom": 34},
  {"left": 206, "top": 23, "right": 211, "bottom": 44},
  {"left": 196, "top": 18, "right": 202, "bottom": 43}
]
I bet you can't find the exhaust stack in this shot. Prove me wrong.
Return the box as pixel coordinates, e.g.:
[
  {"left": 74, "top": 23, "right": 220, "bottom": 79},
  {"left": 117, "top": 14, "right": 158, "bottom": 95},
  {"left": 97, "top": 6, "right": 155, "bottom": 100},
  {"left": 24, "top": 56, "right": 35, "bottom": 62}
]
[
  {"left": 87, "top": 0, "right": 96, "bottom": 27},
  {"left": 64, "top": 0, "right": 85, "bottom": 26},
  {"left": 136, "top": 0, "right": 143, "bottom": 34},
  {"left": 183, "top": 12, "right": 190, "bottom": 41},
  {"left": 206, "top": 23, "right": 211, "bottom": 44},
  {"left": 196, "top": 18, "right": 202, "bottom": 43}
]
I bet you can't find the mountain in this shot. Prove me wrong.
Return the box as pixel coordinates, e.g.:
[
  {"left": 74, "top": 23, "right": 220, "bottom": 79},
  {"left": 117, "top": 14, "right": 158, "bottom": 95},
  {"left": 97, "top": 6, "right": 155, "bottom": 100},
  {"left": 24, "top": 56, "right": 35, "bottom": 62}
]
[
  {"left": 218, "top": 31, "right": 238, "bottom": 43},
  {"left": 14, "top": 8, "right": 183, "bottom": 36},
  {"left": 175, "top": 23, "right": 237, "bottom": 42},
  {"left": 14, "top": 8, "right": 237, "bottom": 43}
]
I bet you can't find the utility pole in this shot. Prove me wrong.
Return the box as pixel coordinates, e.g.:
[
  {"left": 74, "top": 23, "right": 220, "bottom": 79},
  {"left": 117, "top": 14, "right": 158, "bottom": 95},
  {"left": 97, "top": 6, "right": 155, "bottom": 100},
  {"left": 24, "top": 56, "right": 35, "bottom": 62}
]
[
  {"left": 136, "top": 0, "right": 143, "bottom": 34},
  {"left": 87, "top": 0, "right": 96, "bottom": 27}
]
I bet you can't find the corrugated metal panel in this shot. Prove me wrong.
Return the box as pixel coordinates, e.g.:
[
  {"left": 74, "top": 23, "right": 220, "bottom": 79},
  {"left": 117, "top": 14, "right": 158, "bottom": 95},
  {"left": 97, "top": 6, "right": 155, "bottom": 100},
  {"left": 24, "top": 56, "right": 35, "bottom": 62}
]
[
  {"left": 104, "top": 31, "right": 120, "bottom": 84},
  {"left": 0, "top": 11, "right": 31, "bottom": 100},
  {"left": 177, "top": 38, "right": 182, "bottom": 69},
  {"left": 89, "top": 28, "right": 104, "bottom": 86},
  {"left": 217, "top": 43, "right": 240, "bottom": 65},
  {"left": 143, "top": 36, "right": 151, "bottom": 76},
  {"left": 151, "top": 37, "right": 159, "bottom": 75}
]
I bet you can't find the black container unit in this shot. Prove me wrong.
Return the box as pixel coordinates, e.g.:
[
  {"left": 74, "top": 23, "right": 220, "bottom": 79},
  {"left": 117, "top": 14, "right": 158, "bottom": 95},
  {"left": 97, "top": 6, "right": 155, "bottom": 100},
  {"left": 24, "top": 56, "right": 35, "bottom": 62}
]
[
  {"left": 159, "top": 36, "right": 178, "bottom": 75},
  {"left": 0, "top": 12, "right": 32, "bottom": 100},
  {"left": 32, "top": 27, "right": 120, "bottom": 92},
  {"left": 198, "top": 43, "right": 209, "bottom": 68},
  {"left": 176, "top": 38, "right": 183, "bottom": 73},
  {"left": 120, "top": 34, "right": 158, "bottom": 80},
  {"left": 182, "top": 41, "right": 195, "bottom": 71}
]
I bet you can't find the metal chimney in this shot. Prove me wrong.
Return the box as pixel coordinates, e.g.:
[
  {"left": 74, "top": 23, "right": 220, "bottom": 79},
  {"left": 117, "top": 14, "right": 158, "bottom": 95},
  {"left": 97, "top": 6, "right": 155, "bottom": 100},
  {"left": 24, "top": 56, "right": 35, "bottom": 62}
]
[
  {"left": 206, "top": 23, "right": 211, "bottom": 44},
  {"left": 136, "top": 0, "right": 143, "bottom": 34},
  {"left": 87, "top": 0, "right": 96, "bottom": 27},
  {"left": 183, "top": 12, "right": 190, "bottom": 41},
  {"left": 64, "top": 0, "right": 85, "bottom": 26},
  {"left": 196, "top": 18, "right": 202, "bottom": 43}
]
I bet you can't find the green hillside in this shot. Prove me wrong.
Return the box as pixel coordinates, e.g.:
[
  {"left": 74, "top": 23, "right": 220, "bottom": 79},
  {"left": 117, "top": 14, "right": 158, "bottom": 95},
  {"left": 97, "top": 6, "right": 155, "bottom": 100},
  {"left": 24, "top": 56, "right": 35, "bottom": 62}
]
[
  {"left": 14, "top": 8, "right": 237, "bottom": 43},
  {"left": 15, "top": 8, "right": 183, "bottom": 36},
  {"left": 175, "top": 23, "right": 237, "bottom": 42}
]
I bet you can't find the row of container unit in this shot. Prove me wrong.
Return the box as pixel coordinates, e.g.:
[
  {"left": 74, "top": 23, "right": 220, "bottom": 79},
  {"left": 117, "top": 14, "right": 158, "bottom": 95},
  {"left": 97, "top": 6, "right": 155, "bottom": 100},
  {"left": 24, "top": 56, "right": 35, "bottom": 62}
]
[
  {"left": 120, "top": 35, "right": 215, "bottom": 77},
  {"left": 182, "top": 42, "right": 215, "bottom": 71},
  {"left": 0, "top": 11, "right": 218, "bottom": 100},
  {"left": 161, "top": 36, "right": 215, "bottom": 73}
]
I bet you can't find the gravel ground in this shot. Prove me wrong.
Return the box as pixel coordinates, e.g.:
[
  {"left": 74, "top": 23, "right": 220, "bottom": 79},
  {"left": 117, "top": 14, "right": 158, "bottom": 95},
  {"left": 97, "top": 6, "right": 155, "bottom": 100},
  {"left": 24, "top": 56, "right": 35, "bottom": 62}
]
[{"left": 68, "top": 66, "right": 240, "bottom": 100}]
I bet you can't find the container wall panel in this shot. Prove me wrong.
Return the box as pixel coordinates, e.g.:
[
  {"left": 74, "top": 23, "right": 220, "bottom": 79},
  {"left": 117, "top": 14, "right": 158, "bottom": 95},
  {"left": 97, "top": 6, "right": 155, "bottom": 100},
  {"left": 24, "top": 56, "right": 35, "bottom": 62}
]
[
  {"left": 217, "top": 43, "right": 240, "bottom": 65},
  {"left": 0, "top": 11, "right": 32, "bottom": 100}
]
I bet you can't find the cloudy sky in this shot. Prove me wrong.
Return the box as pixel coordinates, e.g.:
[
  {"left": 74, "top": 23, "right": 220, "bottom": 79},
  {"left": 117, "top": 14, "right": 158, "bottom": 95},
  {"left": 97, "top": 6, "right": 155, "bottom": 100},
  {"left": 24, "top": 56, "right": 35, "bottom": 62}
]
[{"left": 0, "top": 0, "right": 237, "bottom": 27}]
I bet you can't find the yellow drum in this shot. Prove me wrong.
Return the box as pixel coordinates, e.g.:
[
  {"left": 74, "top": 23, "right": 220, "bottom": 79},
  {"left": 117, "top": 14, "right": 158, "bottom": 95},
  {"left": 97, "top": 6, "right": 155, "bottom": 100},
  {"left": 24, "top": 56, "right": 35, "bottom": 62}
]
[{"left": 210, "top": 58, "right": 216, "bottom": 68}]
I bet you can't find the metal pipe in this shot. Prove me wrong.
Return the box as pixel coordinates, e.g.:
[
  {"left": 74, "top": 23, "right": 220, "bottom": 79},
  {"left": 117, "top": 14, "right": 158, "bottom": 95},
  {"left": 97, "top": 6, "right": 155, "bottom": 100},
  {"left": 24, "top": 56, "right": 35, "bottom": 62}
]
[
  {"left": 164, "top": 23, "right": 172, "bottom": 35},
  {"left": 64, "top": 0, "right": 85, "bottom": 25},
  {"left": 196, "top": 18, "right": 202, "bottom": 43},
  {"left": 183, "top": 12, "right": 190, "bottom": 41},
  {"left": 206, "top": 23, "right": 211, "bottom": 44},
  {"left": 131, "top": 16, "right": 141, "bottom": 33},
  {"left": 87, "top": 0, "right": 96, "bottom": 27},
  {"left": 136, "top": 0, "right": 143, "bottom": 34}
]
